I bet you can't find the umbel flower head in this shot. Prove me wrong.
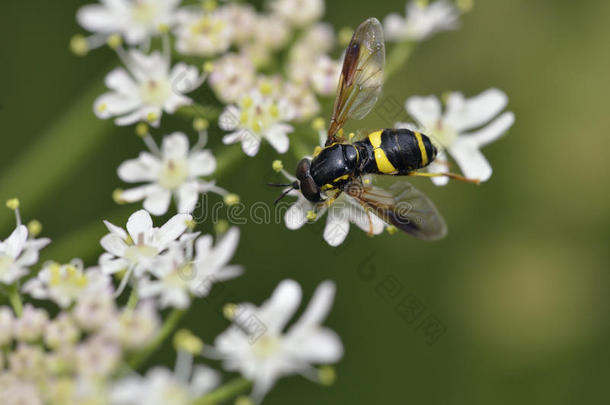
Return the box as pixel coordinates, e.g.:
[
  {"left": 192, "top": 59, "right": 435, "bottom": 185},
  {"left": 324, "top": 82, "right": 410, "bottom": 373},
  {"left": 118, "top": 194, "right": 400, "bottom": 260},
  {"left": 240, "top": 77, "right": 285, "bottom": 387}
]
[
  {"left": 77, "top": 0, "right": 181, "bottom": 46},
  {"left": 94, "top": 50, "right": 203, "bottom": 127},
  {"left": 118, "top": 132, "right": 223, "bottom": 216},
  {"left": 399, "top": 88, "right": 515, "bottom": 185},
  {"left": 210, "top": 279, "right": 343, "bottom": 402}
]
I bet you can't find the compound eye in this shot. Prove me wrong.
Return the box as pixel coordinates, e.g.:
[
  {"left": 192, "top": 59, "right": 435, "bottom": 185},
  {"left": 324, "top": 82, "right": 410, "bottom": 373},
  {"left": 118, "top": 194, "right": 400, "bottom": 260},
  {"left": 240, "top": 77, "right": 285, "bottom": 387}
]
[
  {"left": 300, "top": 177, "right": 321, "bottom": 202},
  {"left": 295, "top": 158, "right": 311, "bottom": 182}
]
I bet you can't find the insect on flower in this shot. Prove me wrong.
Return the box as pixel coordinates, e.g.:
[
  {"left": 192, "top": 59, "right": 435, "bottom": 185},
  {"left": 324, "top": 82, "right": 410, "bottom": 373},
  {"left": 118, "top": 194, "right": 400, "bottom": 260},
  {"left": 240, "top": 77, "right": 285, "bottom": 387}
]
[{"left": 271, "top": 18, "right": 479, "bottom": 241}]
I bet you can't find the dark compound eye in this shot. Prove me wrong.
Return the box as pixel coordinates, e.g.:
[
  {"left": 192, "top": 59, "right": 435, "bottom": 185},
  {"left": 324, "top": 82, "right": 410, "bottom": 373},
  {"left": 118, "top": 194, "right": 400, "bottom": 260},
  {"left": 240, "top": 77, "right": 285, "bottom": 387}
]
[
  {"left": 300, "top": 177, "right": 321, "bottom": 202},
  {"left": 295, "top": 158, "right": 311, "bottom": 182}
]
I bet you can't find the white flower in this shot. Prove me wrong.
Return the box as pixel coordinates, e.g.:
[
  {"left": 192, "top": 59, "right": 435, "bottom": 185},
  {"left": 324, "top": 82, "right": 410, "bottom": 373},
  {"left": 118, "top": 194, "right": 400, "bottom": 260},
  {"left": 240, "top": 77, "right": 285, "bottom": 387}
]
[
  {"left": 118, "top": 132, "right": 220, "bottom": 216},
  {"left": 77, "top": 0, "right": 180, "bottom": 45},
  {"left": 283, "top": 83, "right": 320, "bottom": 122},
  {"left": 208, "top": 53, "right": 257, "bottom": 104},
  {"left": 110, "top": 366, "right": 219, "bottom": 405},
  {"left": 73, "top": 283, "right": 117, "bottom": 332},
  {"left": 218, "top": 3, "right": 258, "bottom": 46},
  {"left": 310, "top": 54, "right": 341, "bottom": 97},
  {"left": 270, "top": 0, "right": 324, "bottom": 28},
  {"left": 384, "top": 0, "right": 459, "bottom": 42},
  {"left": 174, "top": 9, "right": 232, "bottom": 57},
  {"left": 0, "top": 376, "right": 42, "bottom": 405},
  {"left": 0, "top": 225, "right": 50, "bottom": 285},
  {"left": 0, "top": 307, "right": 14, "bottom": 346},
  {"left": 94, "top": 50, "right": 202, "bottom": 127},
  {"left": 44, "top": 313, "right": 80, "bottom": 349},
  {"left": 8, "top": 344, "right": 45, "bottom": 378},
  {"left": 13, "top": 304, "right": 49, "bottom": 343},
  {"left": 253, "top": 15, "right": 290, "bottom": 51},
  {"left": 106, "top": 302, "right": 159, "bottom": 350},
  {"left": 212, "top": 280, "right": 343, "bottom": 402},
  {"left": 399, "top": 88, "right": 515, "bottom": 185},
  {"left": 139, "top": 228, "right": 242, "bottom": 309},
  {"left": 301, "top": 23, "right": 336, "bottom": 54},
  {"left": 23, "top": 259, "right": 110, "bottom": 308},
  {"left": 219, "top": 91, "right": 294, "bottom": 156},
  {"left": 99, "top": 209, "right": 191, "bottom": 277},
  {"left": 76, "top": 335, "right": 122, "bottom": 377}
]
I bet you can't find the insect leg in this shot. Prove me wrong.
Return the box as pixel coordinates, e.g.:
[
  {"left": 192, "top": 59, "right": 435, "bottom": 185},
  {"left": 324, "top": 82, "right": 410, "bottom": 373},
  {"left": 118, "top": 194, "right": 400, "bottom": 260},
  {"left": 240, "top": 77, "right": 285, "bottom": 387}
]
[{"left": 407, "top": 171, "right": 481, "bottom": 185}]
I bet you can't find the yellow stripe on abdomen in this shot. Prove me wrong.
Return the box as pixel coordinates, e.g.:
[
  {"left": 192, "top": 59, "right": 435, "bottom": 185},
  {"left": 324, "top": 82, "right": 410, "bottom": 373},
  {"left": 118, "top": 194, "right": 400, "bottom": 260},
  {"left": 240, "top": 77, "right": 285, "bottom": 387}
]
[
  {"left": 368, "top": 130, "right": 397, "bottom": 174},
  {"left": 413, "top": 131, "right": 429, "bottom": 166}
]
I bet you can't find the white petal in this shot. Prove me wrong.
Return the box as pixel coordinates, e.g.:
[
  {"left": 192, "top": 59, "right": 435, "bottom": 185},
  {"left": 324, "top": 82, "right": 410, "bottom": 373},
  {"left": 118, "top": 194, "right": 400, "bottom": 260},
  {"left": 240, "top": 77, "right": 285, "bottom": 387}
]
[
  {"left": 99, "top": 253, "right": 129, "bottom": 274},
  {"left": 117, "top": 153, "right": 160, "bottom": 182},
  {"left": 265, "top": 124, "right": 292, "bottom": 154},
  {"left": 406, "top": 95, "right": 442, "bottom": 130},
  {"left": 163, "top": 93, "right": 192, "bottom": 114},
  {"left": 323, "top": 211, "right": 350, "bottom": 247},
  {"left": 114, "top": 108, "right": 148, "bottom": 126},
  {"left": 218, "top": 106, "right": 241, "bottom": 131},
  {"left": 260, "top": 279, "right": 302, "bottom": 333},
  {"left": 383, "top": 13, "right": 407, "bottom": 41},
  {"left": 188, "top": 150, "right": 216, "bottom": 177},
  {"left": 347, "top": 204, "right": 384, "bottom": 235},
  {"left": 120, "top": 184, "right": 155, "bottom": 203},
  {"left": 465, "top": 111, "right": 515, "bottom": 147},
  {"left": 449, "top": 142, "right": 492, "bottom": 182},
  {"left": 240, "top": 133, "right": 261, "bottom": 157},
  {"left": 426, "top": 149, "right": 450, "bottom": 186},
  {"left": 76, "top": 5, "right": 121, "bottom": 33},
  {"left": 284, "top": 199, "right": 309, "bottom": 230},
  {"left": 105, "top": 68, "right": 137, "bottom": 93},
  {"left": 170, "top": 63, "right": 201, "bottom": 94},
  {"left": 209, "top": 227, "right": 240, "bottom": 268},
  {"left": 103, "top": 220, "right": 127, "bottom": 240},
  {"left": 161, "top": 132, "right": 189, "bottom": 159},
  {"left": 190, "top": 366, "right": 220, "bottom": 397},
  {"left": 143, "top": 188, "right": 172, "bottom": 216},
  {"left": 176, "top": 182, "right": 199, "bottom": 214},
  {"left": 157, "top": 214, "right": 191, "bottom": 247},
  {"left": 4, "top": 225, "right": 28, "bottom": 257},
  {"left": 94, "top": 92, "right": 140, "bottom": 119},
  {"left": 445, "top": 88, "right": 509, "bottom": 132},
  {"left": 287, "top": 328, "right": 343, "bottom": 363},
  {"left": 100, "top": 234, "right": 127, "bottom": 257},
  {"left": 290, "top": 281, "right": 335, "bottom": 333},
  {"left": 126, "top": 210, "right": 153, "bottom": 241}
]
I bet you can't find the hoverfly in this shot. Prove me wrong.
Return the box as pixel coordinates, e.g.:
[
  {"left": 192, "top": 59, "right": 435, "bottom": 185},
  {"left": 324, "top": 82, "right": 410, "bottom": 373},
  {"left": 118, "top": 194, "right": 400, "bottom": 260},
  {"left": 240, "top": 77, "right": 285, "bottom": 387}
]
[{"left": 272, "top": 18, "right": 477, "bottom": 240}]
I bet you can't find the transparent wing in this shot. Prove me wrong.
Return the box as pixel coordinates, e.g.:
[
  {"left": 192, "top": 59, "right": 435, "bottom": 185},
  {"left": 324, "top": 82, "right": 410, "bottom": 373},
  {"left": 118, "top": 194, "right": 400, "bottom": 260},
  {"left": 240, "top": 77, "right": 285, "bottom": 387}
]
[
  {"left": 345, "top": 178, "right": 447, "bottom": 240},
  {"left": 327, "top": 18, "right": 385, "bottom": 145}
]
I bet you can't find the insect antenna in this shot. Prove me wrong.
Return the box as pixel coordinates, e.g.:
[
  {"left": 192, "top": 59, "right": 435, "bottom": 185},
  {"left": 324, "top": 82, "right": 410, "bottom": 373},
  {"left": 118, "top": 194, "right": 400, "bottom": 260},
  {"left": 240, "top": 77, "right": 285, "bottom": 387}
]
[{"left": 271, "top": 181, "right": 299, "bottom": 205}]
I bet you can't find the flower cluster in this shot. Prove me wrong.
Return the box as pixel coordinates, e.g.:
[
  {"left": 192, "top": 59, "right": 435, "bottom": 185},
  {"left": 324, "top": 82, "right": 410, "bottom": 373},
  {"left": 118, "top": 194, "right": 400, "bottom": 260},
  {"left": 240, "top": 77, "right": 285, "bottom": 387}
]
[{"left": 0, "top": 0, "right": 515, "bottom": 403}]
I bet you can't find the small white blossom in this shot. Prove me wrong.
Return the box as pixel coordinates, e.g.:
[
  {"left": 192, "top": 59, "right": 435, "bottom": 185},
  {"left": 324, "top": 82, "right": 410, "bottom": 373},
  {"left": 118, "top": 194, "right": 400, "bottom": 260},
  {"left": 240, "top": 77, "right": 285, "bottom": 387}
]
[
  {"left": 118, "top": 132, "right": 221, "bottom": 216},
  {"left": 218, "top": 3, "right": 258, "bottom": 46},
  {"left": 270, "top": 0, "right": 324, "bottom": 28},
  {"left": 106, "top": 302, "right": 159, "bottom": 350},
  {"left": 76, "top": 335, "right": 122, "bottom": 377},
  {"left": 283, "top": 83, "right": 320, "bottom": 122},
  {"left": 77, "top": 0, "right": 180, "bottom": 46},
  {"left": 212, "top": 280, "right": 343, "bottom": 402},
  {"left": 8, "top": 344, "right": 45, "bottom": 379},
  {"left": 23, "top": 259, "right": 110, "bottom": 308},
  {"left": 0, "top": 307, "right": 14, "bottom": 346},
  {"left": 0, "top": 375, "right": 42, "bottom": 405},
  {"left": 14, "top": 304, "right": 49, "bottom": 343},
  {"left": 138, "top": 228, "right": 242, "bottom": 309},
  {"left": 0, "top": 225, "right": 50, "bottom": 285},
  {"left": 174, "top": 9, "right": 232, "bottom": 57},
  {"left": 310, "top": 54, "right": 341, "bottom": 97},
  {"left": 399, "top": 88, "right": 515, "bottom": 185},
  {"left": 99, "top": 209, "right": 191, "bottom": 277},
  {"left": 94, "top": 50, "right": 203, "bottom": 127},
  {"left": 44, "top": 313, "right": 81, "bottom": 350},
  {"left": 384, "top": 0, "right": 459, "bottom": 42},
  {"left": 208, "top": 53, "right": 257, "bottom": 104},
  {"left": 73, "top": 283, "right": 117, "bottom": 332},
  {"left": 110, "top": 366, "right": 219, "bottom": 405},
  {"left": 219, "top": 91, "right": 294, "bottom": 156},
  {"left": 253, "top": 15, "right": 290, "bottom": 51}
]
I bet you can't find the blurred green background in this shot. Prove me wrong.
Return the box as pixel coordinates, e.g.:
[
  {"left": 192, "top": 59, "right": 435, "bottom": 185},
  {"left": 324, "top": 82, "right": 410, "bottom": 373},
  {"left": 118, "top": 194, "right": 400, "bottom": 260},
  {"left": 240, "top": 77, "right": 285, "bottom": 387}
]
[{"left": 1, "top": 0, "right": 609, "bottom": 404}]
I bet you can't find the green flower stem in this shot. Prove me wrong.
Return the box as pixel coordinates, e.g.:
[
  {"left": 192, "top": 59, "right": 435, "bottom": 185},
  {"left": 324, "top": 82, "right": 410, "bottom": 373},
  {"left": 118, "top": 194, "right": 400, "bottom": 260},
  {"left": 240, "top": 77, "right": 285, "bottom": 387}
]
[
  {"left": 0, "top": 81, "right": 109, "bottom": 233},
  {"left": 127, "top": 308, "right": 185, "bottom": 370},
  {"left": 126, "top": 288, "right": 139, "bottom": 310},
  {"left": 385, "top": 41, "right": 416, "bottom": 83},
  {"left": 8, "top": 285, "right": 23, "bottom": 317},
  {"left": 176, "top": 103, "right": 222, "bottom": 121},
  {"left": 192, "top": 378, "right": 252, "bottom": 405}
]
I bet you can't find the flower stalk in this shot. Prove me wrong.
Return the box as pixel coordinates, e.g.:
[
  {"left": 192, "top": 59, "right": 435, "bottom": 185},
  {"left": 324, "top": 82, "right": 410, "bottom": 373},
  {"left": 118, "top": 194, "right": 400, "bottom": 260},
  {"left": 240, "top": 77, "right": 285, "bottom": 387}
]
[{"left": 192, "top": 378, "right": 252, "bottom": 405}]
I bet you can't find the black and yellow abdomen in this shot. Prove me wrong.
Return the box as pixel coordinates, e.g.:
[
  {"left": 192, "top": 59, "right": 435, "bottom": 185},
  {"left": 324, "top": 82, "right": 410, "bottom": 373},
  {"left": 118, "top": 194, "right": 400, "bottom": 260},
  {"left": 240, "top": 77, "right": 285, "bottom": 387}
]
[{"left": 355, "top": 129, "right": 438, "bottom": 175}]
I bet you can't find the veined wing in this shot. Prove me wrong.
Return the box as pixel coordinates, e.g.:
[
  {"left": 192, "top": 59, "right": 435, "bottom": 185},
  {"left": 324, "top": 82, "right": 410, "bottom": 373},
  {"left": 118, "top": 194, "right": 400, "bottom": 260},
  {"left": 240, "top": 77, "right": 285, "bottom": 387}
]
[
  {"left": 327, "top": 18, "right": 385, "bottom": 145},
  {"left": 345, "top": 178, "right": 447, "bottom": 240}
]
